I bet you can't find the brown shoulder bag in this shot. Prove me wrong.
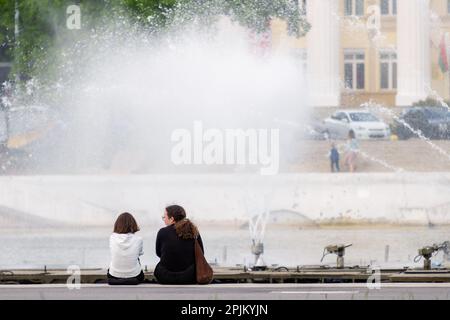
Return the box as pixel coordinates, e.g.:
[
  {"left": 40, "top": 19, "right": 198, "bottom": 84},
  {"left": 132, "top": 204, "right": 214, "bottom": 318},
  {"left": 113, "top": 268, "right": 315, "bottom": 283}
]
[{"left": 194, "top": 236, "right": 213, "bottom": 284}]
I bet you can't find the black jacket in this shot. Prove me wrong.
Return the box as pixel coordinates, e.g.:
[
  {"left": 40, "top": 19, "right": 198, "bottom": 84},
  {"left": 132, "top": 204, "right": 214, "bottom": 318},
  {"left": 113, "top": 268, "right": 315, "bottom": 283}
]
[{"left": 155, "top": 224, "right": 204, "bottom": 272}]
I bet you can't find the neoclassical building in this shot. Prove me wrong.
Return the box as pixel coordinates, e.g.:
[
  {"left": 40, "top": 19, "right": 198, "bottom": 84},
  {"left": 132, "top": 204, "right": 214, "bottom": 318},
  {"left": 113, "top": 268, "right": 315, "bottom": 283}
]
[{"left": 271, "top": 0, "right": 450, "bottom": 107}]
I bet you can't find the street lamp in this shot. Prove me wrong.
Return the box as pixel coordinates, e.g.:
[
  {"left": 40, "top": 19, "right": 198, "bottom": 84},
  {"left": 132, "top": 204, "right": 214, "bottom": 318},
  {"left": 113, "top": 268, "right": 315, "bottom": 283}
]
[{"left": 14, "top": 0, "right": 19, "bottom": 84}]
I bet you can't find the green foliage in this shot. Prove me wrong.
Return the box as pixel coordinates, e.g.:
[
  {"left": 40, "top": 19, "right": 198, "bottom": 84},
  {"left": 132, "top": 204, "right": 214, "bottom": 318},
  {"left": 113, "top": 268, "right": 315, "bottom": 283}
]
[
  {"left": 122, "top": 0, "right": 178, "bottom": 28},
  {"left": 412, "top": 97, "right": 450, "bottom": 108},
  {"left": 224, "top": 0, "right": 310, "bottom": 37},
  {"left": 0, "top": 0, "right": 310, "bottom": 84},
  {"left": 0, "top": 0, "right": 14, "bottom": 62},
  {"left": 149, "top": 0, "right": 311, "bottom": 37}
]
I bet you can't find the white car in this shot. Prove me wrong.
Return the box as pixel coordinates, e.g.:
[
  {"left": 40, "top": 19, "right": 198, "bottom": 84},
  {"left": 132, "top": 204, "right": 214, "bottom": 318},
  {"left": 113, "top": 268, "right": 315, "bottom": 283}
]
[{"left": 322, "top": 110, "right": 391, "bottom": 140}]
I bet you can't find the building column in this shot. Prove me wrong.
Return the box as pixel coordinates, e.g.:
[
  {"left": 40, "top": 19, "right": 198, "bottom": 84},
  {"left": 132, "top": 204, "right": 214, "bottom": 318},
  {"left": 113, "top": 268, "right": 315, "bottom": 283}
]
[
  {"left": 396, "top": 0, "right": 431, "bottom": 106},
  {"left": 306, "top": 0, "right": 340, "bottom": 107}
]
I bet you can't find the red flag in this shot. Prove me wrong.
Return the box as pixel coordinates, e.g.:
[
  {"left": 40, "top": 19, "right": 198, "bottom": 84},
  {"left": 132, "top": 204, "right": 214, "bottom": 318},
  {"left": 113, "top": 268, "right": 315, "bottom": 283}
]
[{"left": 439, "top": 34, "right": 449, "bottom": 73}]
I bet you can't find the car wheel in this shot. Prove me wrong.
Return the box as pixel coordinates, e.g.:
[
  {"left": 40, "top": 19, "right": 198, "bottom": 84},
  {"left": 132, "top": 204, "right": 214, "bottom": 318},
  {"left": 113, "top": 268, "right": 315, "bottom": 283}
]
[
  {"left": 427, "top": 125, "right": 440, "bottom": 140},
  {"left": 396, "top": 124, "right": 412, "bottom": 140}
]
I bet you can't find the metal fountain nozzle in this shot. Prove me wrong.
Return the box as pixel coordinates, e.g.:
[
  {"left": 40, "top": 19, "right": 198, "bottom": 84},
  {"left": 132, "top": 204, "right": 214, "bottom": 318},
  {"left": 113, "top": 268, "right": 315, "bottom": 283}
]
[
  {"left": 251, "top": 241, "right": 267, "bottom": 271},
  {"left": 321, "top": 244, "right": 353, "bottom": 269},
  {"left": 325, "top": 244, "right": 352, "bottom": 256},
  {"left": 415, "top": 241, "right": 450, "bottom": 270},
  {"left": 251, "top": 242, "right": 264, "bottom": 256}
]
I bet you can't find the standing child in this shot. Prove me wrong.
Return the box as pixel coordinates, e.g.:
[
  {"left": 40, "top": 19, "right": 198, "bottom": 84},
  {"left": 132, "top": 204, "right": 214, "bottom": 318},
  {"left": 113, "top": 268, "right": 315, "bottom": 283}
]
[
  {"left": 329, "top": 142, "right": 340, "bottom": 172},
  {"left": 345, "top": 129, "right": 359, "bottom": 173}
]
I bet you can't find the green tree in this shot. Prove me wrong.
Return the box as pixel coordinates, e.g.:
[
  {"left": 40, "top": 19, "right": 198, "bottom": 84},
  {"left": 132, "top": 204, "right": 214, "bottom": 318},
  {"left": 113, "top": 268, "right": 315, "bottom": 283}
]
[
  {"left": 0, "top": 0, "right": 14, "bottom": 63},
  {"left": 0, "top": 0, "right": 121, "bottom": 82},
  {"left": 413, "top": 97, "right": 450, "bottom": 108},
  {"left": 224, "top": 0, "right": 309, "bottom": 37},
  {"left": 0, "top": 0, "right": 310, "bottom": 85}
]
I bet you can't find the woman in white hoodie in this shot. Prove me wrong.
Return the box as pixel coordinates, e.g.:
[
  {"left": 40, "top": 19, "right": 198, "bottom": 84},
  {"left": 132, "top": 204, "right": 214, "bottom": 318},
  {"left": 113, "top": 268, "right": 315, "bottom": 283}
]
[{"left": 108, "top": 212, "right": 144, "bottom": 285}]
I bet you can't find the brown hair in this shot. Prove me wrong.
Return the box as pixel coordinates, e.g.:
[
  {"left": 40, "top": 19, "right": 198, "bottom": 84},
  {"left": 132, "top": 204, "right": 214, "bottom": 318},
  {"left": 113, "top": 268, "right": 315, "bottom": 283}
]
[
  {"left": 165, "top": 205, "right": 199, "bottom": 239},
  {"left": 113, "top": 212, "right": 140, "bottom": 234}
]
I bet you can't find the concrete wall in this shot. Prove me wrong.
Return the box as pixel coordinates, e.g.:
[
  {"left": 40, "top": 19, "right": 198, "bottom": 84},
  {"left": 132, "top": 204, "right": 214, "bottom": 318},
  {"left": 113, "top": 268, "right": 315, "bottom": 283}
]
[{"left": 0, "top": 173, "right": 449, "bottom": 226}]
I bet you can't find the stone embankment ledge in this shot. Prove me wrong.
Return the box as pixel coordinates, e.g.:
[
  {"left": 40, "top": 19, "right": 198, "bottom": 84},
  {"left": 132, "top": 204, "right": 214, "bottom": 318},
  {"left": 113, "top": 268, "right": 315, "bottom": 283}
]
[{"left": 2, "top": 266, "right": 450, "bottom": 284}]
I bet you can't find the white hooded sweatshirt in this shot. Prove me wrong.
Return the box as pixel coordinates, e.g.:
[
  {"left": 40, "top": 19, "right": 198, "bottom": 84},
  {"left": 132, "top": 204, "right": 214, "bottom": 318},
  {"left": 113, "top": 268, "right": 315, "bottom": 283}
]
[{"left": 109, "top": 233, "right": 144, "bottom": 278}]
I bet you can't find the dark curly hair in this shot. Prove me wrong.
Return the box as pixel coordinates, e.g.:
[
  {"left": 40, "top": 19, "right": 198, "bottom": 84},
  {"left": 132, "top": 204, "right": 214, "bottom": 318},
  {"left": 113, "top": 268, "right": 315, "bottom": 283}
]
[{"left": 165, "top": 205, "right": 199, "bottom": 240}]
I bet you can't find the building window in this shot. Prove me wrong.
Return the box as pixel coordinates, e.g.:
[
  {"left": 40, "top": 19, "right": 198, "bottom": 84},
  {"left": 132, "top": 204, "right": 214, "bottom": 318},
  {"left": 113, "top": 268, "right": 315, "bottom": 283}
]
[
  {"left": 345, "top": 0, "right": 365, "bottom": 16},
  {"left": 344, "top": 50, "right": 365, "bottom": 90},
  {"left": 379, "top": 51, "right": 397, "bottom": 90},
  {"left": 380, "top": 0, "right": 397, "bottom": 15}
]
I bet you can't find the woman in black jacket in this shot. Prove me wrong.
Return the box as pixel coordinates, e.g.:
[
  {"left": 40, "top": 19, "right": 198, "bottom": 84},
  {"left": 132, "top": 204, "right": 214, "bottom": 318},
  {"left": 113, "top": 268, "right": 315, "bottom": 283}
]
[{"left": 154, "top": 204, "right": 204, "bottom": 284}]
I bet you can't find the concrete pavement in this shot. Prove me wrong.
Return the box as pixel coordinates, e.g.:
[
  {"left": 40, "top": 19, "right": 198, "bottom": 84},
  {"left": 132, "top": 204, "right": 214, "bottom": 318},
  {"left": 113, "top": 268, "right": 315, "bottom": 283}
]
[{"left": 0, "top": 283, "right": 449, "bottom": 300}]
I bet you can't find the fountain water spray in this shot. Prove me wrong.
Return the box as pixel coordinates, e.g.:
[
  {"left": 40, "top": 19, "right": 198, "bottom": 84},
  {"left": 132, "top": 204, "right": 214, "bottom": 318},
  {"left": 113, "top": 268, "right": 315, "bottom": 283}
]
[
  {"left": 362, "top": 101, "right": 450, "bottom": 162},
  {"left": 3, "top": 14, "right": 309, "bottom": 174},
  {"left": 246, "top": 194, "right": 272, "bottom": 270},
  {"left": 274, "top": 116, "right": 403, "bottom": 172},
  {"left": 357, "top": 150, "right": 403, "bottom": 173},
  {"left": 414, "top": 241, "right": 450, "bottom": 270},
  {"left": 426, "top": 86, "right": 450, "bottom": 113}
]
